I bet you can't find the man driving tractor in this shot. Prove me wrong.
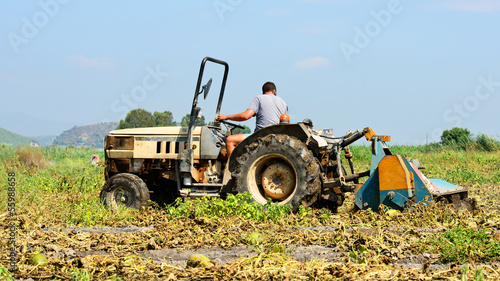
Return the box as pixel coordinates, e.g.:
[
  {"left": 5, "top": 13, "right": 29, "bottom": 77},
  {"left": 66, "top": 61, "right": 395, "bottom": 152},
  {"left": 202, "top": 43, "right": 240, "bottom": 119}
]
[{"left": 216, "top": 81, "right": 288, "bottom": 155}]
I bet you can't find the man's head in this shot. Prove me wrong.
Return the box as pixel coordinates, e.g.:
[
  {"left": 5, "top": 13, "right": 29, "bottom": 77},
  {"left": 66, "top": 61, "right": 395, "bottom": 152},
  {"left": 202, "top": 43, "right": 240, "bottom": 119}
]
[{"left": 262, "top": 82, "right": 276, "bottom": 94}]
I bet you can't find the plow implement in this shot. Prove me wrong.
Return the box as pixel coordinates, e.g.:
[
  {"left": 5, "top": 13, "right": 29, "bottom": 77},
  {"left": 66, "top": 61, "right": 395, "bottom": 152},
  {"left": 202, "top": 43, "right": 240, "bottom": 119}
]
[{"left": 330, "top": 128, "right": 477, "bottom": 212}]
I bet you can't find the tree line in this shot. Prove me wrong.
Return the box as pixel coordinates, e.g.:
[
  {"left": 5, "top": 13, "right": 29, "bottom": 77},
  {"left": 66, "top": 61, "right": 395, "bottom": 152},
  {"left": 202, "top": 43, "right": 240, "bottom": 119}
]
[
  {"left": 440, "top": 127, "right": 499, "bottom": 151},
  {"left": 117, "top": 109, "right": 251, "bottom": 134},
  {"left": 117, "top": 109, "right": 206, "bottom": 129}
]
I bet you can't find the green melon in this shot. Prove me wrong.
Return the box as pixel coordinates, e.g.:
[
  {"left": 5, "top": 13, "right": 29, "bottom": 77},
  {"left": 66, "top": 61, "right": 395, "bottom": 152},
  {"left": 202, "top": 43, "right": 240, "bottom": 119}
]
[
  {"left": 247, "top": 232, "right": 264, "bottom": 246},
  {"left": 386, "top": 209, "right": 400, "bottom": 217},
  {"left": 29, "top": 253, "right": 48, "bottom": 267},
  {"left": 187, "top": 254, "right": 211, "bottom": 268}
]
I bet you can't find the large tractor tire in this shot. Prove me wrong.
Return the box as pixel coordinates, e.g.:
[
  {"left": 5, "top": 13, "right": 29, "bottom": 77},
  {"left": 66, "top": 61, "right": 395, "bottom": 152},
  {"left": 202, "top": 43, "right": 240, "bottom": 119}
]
[
  {"left": 233, "top": 134, "right": 321, "bottom": 212},
  {"left": 100, "top": 173, "right": 150, "bottom": 209}
]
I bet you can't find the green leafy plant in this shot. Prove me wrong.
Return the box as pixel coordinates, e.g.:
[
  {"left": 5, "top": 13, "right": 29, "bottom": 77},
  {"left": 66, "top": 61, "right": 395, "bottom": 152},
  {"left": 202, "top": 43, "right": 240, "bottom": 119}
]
[
  {"left": 69, "top": 268, "right": 90, "bottom": 281},
  {"left": 348, "top": 245, "right": 368, "bottom": 264},
  {"left": 474, "top": 267, "right": 485, "bottom": 281},
  {"left": 428, "top": 226, "right": 500, "bottom": 263},
  {"left": 0, "top": 266, "right": 14, "bottom": 281},
  {"left": 165, "top": 192, "right": 292, "bottom": 223}
]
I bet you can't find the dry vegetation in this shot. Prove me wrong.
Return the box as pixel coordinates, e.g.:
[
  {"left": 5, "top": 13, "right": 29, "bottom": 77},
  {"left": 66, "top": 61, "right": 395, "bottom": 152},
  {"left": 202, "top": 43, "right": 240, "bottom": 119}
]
[{"left": 1, "top": 145, "right": 500, "bottom": 280}]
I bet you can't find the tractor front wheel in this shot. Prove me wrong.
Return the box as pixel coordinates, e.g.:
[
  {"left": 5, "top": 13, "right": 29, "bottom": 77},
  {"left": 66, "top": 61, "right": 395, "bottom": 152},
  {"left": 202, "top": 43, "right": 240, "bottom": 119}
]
[
  {"left": 233, "top": 134, "right": 321, "bottom": 212},
  {"left": 100, "top": 173, "right": 150, "bottom": 209}
]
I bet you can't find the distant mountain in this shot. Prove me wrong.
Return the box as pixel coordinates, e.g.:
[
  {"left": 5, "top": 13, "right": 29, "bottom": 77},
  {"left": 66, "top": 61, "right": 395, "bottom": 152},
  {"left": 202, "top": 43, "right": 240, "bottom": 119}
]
[
  {"left": 0, "top": 127, "right": 39, "bottom": 147},
  {"left": 53, "top": 122, "right": 118, "bottom": 148},
  {"left": 31, "top": 135, "right": 57, "bottom": 147}
]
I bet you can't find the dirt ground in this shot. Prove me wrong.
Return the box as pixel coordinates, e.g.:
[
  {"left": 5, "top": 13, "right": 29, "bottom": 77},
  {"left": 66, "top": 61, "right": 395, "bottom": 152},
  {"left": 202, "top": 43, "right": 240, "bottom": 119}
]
[{"left": 43, "top": 225, "right": 449, "bottom": 270}]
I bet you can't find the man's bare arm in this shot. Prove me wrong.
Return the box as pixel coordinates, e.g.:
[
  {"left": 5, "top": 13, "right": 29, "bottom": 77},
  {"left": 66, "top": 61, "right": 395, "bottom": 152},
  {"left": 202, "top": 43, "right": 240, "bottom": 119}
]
[{"left": 217, "top": 109, "right": 255, "bottom": 122}]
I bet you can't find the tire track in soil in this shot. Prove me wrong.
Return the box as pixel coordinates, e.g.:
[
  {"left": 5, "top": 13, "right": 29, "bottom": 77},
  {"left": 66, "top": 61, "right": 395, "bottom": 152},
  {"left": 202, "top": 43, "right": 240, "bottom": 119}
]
[{"left": 42, "top": 225, "right": 453, "bottom": 270}]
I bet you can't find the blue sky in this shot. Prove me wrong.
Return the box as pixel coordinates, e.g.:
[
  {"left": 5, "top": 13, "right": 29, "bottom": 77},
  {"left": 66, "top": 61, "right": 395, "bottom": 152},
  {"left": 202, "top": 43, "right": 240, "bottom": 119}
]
[{"left": 1, "top": 0, "right": 499, "bottom": 144}]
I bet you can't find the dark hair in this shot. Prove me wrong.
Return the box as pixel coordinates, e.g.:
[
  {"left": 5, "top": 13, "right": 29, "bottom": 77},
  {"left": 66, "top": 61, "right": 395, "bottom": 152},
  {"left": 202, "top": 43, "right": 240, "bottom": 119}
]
[{"left": 262, "top": 82, "right": 276, "bottom": 94}]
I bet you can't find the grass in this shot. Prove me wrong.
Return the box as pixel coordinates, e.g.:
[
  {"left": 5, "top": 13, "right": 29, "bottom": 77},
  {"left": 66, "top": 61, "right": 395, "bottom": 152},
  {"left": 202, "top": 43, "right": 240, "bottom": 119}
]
[
  {"left": 0, "top": 146, "right": 109, "bottom": 228},
  {"left": 1, "top": 144, "right": 499, "bottom": 229},
  {"left": 69, "top": 268, "right": 90, "bottom": 281},
  {"left": 427, "top": 226, "right": 500, "bottom": 263},
  {"left": 15, "top": 147, "right": 47, "bottom": 169},
  {"left": 1, "top": 144, "right": 500, "bottom": 279}
]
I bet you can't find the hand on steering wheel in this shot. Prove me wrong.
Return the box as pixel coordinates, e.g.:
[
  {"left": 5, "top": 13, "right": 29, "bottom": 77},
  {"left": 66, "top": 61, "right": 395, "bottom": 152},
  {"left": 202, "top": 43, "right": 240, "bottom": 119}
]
[
  {"left": 215, "top": 114, "right": 245, "bottom": 130},
  {"left": 220, "top": 120, "right": 245, "bottom": 130}
]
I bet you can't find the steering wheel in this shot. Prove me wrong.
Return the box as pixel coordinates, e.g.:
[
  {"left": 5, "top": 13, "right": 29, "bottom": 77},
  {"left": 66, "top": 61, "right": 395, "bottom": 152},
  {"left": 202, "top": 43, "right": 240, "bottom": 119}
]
[{"left": 220, "top": 120, "right": 245, "bottom": 130}]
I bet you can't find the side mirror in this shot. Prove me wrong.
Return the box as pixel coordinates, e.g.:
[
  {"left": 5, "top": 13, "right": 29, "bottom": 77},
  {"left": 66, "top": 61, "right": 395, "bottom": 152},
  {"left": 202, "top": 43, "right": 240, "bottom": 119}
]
[{"left": 202, "top": 78, "right": 212, "bottom": 100}]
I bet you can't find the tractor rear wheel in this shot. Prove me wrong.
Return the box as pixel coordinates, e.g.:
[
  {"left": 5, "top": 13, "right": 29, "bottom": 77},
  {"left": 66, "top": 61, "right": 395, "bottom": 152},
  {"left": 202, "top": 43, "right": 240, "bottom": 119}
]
[
  {"left": 100, "top": 173, "right": 150, "bottom": 209},
  {"left": 233, "top": 134, "right": 321, "bottom": 212}
]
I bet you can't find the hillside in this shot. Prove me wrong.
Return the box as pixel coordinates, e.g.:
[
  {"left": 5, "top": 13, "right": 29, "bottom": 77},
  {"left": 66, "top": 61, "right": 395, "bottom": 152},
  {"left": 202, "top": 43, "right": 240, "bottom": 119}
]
[
  {"left": 52, "top": 122, "right": 118, "bottom": 148},
  {"left": 0, "top": 127, "right": 38, "bottom": 147},
  {"left": 31, "top": 135, "right": 57, "bottom": 147}
]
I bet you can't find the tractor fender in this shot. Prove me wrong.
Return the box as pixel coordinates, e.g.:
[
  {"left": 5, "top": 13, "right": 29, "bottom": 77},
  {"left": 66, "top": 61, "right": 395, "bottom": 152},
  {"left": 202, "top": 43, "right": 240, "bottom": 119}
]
[{"left": 227, "top": 123, "right": 311, "bottom": 176}]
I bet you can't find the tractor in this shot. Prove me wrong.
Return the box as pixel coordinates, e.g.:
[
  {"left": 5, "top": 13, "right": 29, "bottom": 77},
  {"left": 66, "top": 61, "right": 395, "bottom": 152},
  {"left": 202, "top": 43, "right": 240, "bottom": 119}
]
[{"left": 100, "top": 57, "right": 475, "bottom": 212}]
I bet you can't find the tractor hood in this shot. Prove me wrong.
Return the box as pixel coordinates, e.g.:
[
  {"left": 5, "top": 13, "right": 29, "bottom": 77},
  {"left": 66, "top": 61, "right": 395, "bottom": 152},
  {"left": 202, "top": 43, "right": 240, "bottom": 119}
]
[{"left": 109, "top": 126, "right": 202, "bottom": 136}]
